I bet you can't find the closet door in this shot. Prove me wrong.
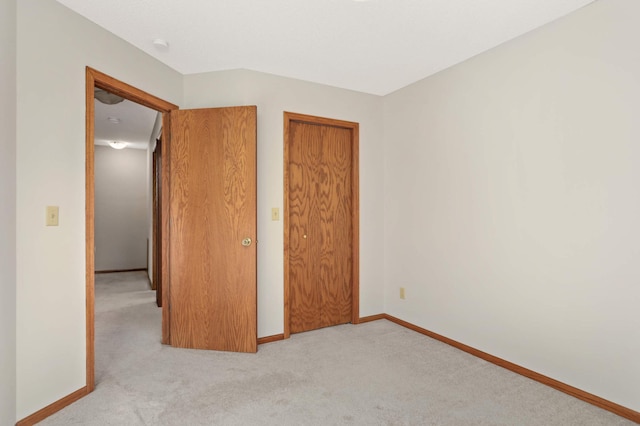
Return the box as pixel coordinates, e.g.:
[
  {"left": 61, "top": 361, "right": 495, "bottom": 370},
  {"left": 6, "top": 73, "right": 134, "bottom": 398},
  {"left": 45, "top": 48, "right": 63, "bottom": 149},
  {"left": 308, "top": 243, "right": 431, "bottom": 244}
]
[{"left": 285, "top": 113, "right": 359, "bottom": 334}]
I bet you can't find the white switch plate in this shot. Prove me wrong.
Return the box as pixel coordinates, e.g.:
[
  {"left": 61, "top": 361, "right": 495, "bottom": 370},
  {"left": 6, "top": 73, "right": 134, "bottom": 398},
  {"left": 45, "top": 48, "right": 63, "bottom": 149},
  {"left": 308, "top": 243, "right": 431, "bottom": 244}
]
[
  {"left": 271, "top": 208, "right": 280, "bottom": 221},
  {"left": 46, "top": 206, "right": 59, "bottom": 226}
]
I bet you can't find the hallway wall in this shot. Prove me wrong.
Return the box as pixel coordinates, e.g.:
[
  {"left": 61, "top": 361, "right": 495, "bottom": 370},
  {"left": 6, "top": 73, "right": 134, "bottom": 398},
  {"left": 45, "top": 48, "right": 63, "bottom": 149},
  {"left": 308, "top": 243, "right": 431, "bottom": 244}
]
[{"left": 95, "top": 146, "right": 148, "bottom": 271}]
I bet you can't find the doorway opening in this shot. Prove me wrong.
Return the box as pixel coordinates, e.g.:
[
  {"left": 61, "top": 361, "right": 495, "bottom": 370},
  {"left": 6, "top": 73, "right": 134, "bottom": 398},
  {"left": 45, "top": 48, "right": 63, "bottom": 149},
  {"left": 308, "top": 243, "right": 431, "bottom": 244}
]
[
  {"left": 93, "top": 92, "right": 158, "bottom": 277},
  {"left": 85, "top": 67, "right": 178, "bottom": 391}
]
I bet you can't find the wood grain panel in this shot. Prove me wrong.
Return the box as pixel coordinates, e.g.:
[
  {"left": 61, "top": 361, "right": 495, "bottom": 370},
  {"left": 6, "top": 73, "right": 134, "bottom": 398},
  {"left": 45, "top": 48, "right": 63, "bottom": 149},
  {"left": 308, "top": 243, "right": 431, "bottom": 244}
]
[
  {"left": 289, "top": 121, "right": 321, "bottom": 332},
  {"left": 169, "top": 106, "right": 257, "bottom": 353},
  {"left": 286, "top": 114, "right": 358, "bottom": 334},
  {"left": 151, "top": 146, "right": 158, "bottom": 292},
  {"left": 88, "top": 67, "right": 178, "bottom": 112},
  {"left": 85, "top": 68, "right": 96, "bottom": 393},
  {"left": 318, "top": 125, "right": 352, "bottom": 328},
  {"left": 358, "top": 313, "right": 386, "bottom": 324},
  {"left": 161, "top": 113, "right": 172, "bottom": 345},
  {"left": 257, "top": 334, "right": 285, "bottom": 345},
  {"left": 151, "top": 138, "right": 161, "bottom": 300}
]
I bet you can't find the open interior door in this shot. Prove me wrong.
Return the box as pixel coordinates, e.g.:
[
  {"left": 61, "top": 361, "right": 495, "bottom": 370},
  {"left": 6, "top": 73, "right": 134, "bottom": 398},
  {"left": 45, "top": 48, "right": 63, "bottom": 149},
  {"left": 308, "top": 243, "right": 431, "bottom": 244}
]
[{"left": 168, "top": 106, "right": 257, "bottom": 353}]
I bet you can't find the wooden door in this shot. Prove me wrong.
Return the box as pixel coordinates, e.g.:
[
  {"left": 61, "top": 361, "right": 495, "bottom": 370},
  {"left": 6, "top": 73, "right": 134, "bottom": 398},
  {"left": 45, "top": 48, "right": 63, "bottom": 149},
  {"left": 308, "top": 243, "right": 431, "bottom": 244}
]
[
  {"left": 285, "top": 113, "right": 359, "bottom": 335},
  {"left": 169, "top": 106, "right": 257, "bottom": 353},
  {"left": 152, "top": 137, "right": 162, "bottom": 307}
]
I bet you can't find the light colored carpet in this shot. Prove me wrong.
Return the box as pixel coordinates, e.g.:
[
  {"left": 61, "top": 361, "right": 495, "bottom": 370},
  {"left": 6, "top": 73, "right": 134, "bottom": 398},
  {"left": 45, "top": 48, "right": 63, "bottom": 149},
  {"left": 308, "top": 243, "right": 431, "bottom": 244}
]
[{"left": 40, "top": 271, "right": 633, "bottom": 425}]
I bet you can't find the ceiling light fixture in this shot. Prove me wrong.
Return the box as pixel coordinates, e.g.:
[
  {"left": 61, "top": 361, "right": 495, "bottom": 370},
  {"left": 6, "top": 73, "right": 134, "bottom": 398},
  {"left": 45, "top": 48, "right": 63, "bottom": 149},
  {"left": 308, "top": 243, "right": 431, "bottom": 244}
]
[
  {"left": 94, "top": 88, "right": 125, "bottom": 105},
  {"left": 108, "top": 141, "right": 128, "bottom": 150}
]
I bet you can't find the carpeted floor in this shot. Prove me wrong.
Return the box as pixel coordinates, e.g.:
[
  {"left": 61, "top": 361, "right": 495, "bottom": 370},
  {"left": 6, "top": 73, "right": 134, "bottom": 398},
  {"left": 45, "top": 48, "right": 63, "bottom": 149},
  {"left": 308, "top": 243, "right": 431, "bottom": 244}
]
[{"left": 40, "top": 271, "right": 634, "bottom": 425}]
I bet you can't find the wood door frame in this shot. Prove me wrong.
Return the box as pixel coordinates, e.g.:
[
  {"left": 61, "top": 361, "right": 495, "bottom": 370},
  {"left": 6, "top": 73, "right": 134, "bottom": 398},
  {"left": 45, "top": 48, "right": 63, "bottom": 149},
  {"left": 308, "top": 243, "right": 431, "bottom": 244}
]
[
  {"left": 152, "top": 137, "right": 162, "bottom": 306},
  {"left": 283, "top": 111, "right": 360, "bottom": 338},
  {"left": 85, "top": 67, "right": 178, "bottom": 391},
  {"left": 151, "top": 139, "right": 158, "bottom": 292}
]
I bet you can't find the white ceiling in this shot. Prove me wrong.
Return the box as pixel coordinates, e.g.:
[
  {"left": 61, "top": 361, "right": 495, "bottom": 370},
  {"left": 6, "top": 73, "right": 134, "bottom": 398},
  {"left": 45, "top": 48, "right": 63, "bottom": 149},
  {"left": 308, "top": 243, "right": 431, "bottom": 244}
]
[
  {"left": 57, "top": 0, "right": 595, "bottom": 96},
  {"left": 94, "top": 99, "right": 158, "bottom": 150}
]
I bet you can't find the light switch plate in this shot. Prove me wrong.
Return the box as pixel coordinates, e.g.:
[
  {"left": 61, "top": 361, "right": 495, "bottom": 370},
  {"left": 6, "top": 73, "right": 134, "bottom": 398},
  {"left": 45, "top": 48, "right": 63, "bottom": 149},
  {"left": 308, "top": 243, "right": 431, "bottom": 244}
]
[
  {"left": 271, "top": 208, "right": 280, "bottom": 221},
  {"left": 46, "top": 206, "right": 59, "bottom": 226}
]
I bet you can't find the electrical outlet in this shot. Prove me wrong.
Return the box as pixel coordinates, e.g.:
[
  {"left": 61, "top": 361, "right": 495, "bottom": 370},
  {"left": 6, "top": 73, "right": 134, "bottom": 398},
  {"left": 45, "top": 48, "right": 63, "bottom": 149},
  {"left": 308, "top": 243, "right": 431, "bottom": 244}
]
[{"left": 400, "top": 287, "right": 406, "bottom": 300}]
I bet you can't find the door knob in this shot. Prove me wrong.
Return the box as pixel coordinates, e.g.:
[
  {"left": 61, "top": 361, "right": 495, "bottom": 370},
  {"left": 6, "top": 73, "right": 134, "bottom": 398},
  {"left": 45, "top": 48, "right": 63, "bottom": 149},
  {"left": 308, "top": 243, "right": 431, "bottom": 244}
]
[{"left": 241, "top": 237, "right": 252, "bottom": 247}]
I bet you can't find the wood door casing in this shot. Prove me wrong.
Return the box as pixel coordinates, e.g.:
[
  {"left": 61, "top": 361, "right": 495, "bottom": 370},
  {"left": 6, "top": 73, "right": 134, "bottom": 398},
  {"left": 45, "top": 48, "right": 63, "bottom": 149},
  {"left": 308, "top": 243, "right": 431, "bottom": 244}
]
[
  {"left": 169, "top": 106, "right": 257, "bottom": 353},
  {"left": 86, "top": 67, "right": 179, "bottom": 392},
  {"left": 284, "top": 112, "right": 360, "bottom": 336},
  {"left": 161, "top": 112, "right": 172, "bottom": 345},
  {"left": 152, "top": 137, "right": 162, "bottom": 306}
]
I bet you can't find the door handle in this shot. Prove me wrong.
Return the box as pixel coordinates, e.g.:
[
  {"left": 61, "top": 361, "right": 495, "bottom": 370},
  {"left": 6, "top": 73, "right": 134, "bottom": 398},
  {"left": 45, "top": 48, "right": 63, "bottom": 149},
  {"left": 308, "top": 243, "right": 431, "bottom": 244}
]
[{"left": 241, "top": 237, "right": 252, "bottom": 247}]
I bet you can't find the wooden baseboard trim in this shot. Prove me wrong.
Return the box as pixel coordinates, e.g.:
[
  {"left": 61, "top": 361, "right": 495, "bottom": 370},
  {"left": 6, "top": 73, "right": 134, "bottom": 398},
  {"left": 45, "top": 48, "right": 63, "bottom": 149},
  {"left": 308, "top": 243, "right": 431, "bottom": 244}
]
[
  {"left": 16, "top": 386, "right": 88, "bottom": 426},
  {"left": 381, "top": 314, "right": 639, "bottom": 423},
  {"left": 94, "top": 268, "right": 147, "bottom": 274},
  {"left": 19, "top": 316, "right": 638, "bottom": 424},
  {"left": 358, "top": 313, "right": 386, "bottom": 324},
  {"left": 258, "top": 334, "right": 285, "bottom": 345}
]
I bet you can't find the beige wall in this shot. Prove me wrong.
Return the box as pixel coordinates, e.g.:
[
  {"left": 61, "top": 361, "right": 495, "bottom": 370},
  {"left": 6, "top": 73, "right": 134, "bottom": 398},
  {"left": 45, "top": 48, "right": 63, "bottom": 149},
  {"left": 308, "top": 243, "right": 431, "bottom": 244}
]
[
  {"left": 383, "top": 0, "right": 640, "bottom": 411},
  {"left": 94, "top": 146, "right": 149, "bottom": 271},
  {"left": 14, "top": 0, "right": 639, "bottom": 419},
  {"left": 16, "top": 0, "right": 183, "bottom": 419},
  {"left": 184, "top": 69, "right": 386, "bottom": 338},
  {"left": 0, "top": 0, "right": 17, "bottom": 423}
]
